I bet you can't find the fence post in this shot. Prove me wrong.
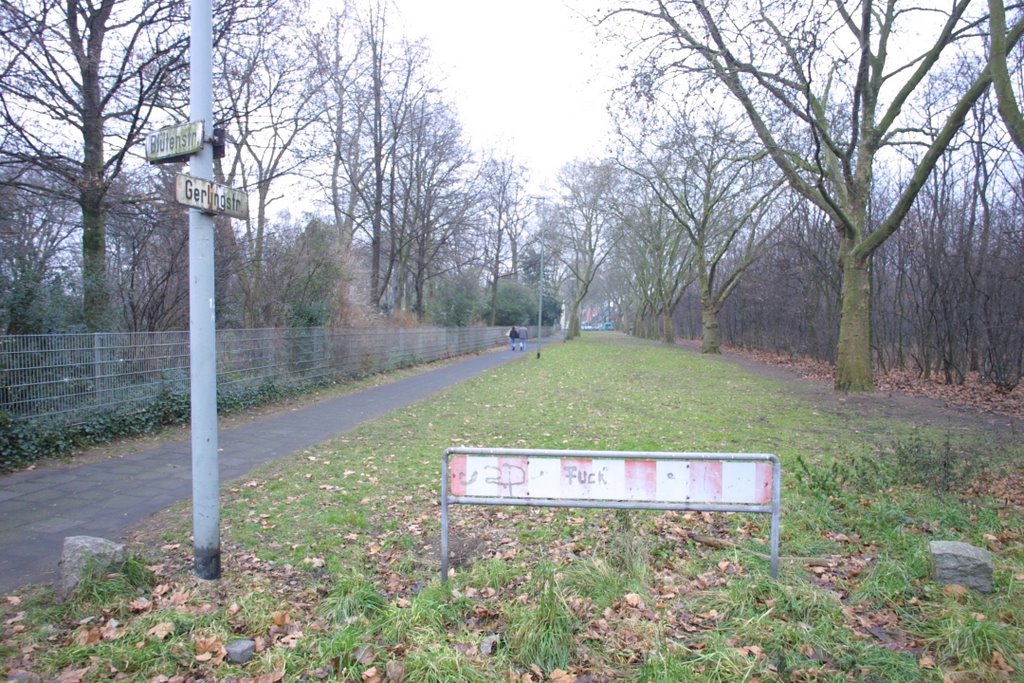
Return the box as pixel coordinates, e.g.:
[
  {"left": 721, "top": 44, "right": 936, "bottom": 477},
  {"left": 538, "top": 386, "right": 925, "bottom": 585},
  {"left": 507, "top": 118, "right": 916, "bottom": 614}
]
[{"left": 93, "top": 333, "right": 102, "bottom": 405}]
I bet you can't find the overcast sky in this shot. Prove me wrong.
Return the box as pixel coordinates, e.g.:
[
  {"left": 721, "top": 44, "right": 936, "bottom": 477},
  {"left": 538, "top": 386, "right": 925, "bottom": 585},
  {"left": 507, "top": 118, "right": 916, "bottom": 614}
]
[{"left": 390, "top": 0, "right": 622, "bottom": 193}]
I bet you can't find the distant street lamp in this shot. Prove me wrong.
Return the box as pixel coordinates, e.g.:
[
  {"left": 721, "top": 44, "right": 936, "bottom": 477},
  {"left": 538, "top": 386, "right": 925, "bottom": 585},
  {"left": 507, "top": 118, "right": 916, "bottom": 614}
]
[{"left": 536, "top": 206, "right": 544, "bottom": 359}]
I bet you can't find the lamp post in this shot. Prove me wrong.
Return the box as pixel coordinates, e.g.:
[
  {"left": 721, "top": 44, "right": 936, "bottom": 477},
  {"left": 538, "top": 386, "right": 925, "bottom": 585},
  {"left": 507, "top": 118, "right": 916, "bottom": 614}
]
[{"left": 536, "top": 202, "right": 544, "bottom": 359}]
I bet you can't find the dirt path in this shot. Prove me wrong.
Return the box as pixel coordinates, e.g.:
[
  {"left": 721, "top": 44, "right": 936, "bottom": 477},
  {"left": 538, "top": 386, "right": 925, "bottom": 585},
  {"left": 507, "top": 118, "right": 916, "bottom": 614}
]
[{"left": 675, "top": 339, "right": 1022, "bottom": 444}]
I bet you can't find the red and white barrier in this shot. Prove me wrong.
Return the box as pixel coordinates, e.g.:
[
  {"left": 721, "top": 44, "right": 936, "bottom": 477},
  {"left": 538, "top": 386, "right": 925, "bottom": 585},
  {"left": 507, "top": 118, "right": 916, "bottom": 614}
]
[
  {"left": 441, "top": 448, "right": 782, "bottom": 581},
  {"left": 448, "top": 455, "right": 773, "bottom": 505}
]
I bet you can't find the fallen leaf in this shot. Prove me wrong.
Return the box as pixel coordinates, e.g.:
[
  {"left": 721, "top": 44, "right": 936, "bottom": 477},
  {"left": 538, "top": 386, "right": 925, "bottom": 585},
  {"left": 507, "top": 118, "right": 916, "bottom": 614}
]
[
  {"left": 384, "top": 660, "right": 406, "bottom": 682},
  {"left": 165, "top": 589, "right": 190, "bottom": 607},
  {"left": 100, "top": 618, "right": 122, "bottom": 641},
  {"left": 735, "top": 645, "right": 764, "bottom": 659},
  {"left": 549, "top": 669, "right": 576, "bottom": 683},
  {"left": 919, "top": 654, "right": 936, "bottom": 669},
  {"left": 354, "top": 644, "right": 376, "bottom": 665},
  {"left": 255, "top": 660, "right": 286, "bottom": 683},
  {"left": 73, "top": 627, "right": 101, "bottom": 646},
  {"left": 194, "top": 635, "right": 226, "bottom": 665},
  {"left": 129, "top": 597, "right": 152, "bottom": 612},
  {"left": 991, "top": 650, "right": 1013, "bottom": 673},
  {"left": 480, "top": 634, "right": 499, "bottom": 656},
  {"left": 361, "top": 666, "right": 383, "bottom": 683},
  {"left": 272, "top": 610, "right": 291, "bottom": 626},
  {"left": 941, "top": 584, "right": 968, "bottom": 600},
  {"left": 56, "top": 666, "right": 93, "bottom": 683},
  {"left": 624, "top": 593, "right": 645, "bottom": 608},
  {"left": 147, "top": 622, "right": 175, "bottom": 641}
]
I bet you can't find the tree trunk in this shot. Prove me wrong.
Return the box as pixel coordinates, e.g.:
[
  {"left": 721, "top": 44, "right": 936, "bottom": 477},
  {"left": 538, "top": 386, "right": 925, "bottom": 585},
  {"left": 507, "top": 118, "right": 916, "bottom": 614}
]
[
  {"left": 661, "top": 304, "right": 674, "bottom": 344},
  {"left": 81, "top": 193, "right": 109, "bottom": 331},
  {"left": 567, "top": 305, "right": 581, "bottom": 339},
  {"left": 835, "top": 241, "right": 874, "bottom": 391},
  {"left": 79, "top": 4, "right": 109, "bottom": 332},
  {"left": 700, "top": 302, "right": 721, "bottom": 354}
]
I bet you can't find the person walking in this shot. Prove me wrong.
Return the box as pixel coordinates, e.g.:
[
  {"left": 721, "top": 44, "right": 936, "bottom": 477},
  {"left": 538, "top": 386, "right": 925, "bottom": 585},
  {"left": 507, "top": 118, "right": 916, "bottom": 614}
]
[
  {"left": 508, "top": 325, "right": 519, "bottom": 351},
  {"left": 517, "top": 326, "right": 528, "bottom": 351}
]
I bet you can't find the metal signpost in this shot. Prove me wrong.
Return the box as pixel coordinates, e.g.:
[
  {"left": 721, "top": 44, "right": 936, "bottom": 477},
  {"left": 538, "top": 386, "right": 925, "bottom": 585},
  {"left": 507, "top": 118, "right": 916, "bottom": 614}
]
[
  {"left": 440, "top": 447, "right": 782, "bottom": 580},
  {"left": 186, "top": 0, "right": 220, "bottom": 581},
  {"left": 142, "top": 0, "right": 250, "bottom": 581}
]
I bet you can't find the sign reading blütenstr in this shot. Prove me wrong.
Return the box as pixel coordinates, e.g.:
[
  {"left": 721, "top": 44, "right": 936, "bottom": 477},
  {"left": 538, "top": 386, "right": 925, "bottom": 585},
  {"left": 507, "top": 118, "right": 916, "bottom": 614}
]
[{"left": 146, "top": 121, "right": 204, "bottom": 164}]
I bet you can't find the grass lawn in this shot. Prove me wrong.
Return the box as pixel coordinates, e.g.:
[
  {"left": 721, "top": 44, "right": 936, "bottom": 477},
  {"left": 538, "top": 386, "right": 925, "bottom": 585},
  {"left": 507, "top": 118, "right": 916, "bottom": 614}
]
[{"left": 3, "top": 334, "right": 1022, "bottom": 682}]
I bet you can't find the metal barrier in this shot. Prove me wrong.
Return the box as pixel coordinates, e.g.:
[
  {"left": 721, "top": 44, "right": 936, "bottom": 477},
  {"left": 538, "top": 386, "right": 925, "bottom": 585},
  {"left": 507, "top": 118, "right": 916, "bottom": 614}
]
[{"left": 440, "top": 447, "right": 782, "bottom": 580}]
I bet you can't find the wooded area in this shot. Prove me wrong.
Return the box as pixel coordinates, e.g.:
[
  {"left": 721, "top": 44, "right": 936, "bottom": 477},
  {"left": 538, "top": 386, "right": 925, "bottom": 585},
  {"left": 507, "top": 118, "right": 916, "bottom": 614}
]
[{"left": 0, "top": 0, "right": 1021, "bottom": 392}]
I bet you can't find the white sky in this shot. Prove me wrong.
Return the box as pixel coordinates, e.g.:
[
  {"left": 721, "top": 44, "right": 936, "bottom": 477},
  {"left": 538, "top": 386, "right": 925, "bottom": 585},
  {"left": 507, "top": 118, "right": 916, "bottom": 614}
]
[{"left": 390, "top": 0, "right": 622, "bottom": 193}]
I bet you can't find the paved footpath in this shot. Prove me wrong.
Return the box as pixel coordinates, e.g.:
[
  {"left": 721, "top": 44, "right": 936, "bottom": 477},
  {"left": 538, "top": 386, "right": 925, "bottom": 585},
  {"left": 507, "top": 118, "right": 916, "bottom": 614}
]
[{"left": 0, "top": 345, "right": 538, "bottom": 595}]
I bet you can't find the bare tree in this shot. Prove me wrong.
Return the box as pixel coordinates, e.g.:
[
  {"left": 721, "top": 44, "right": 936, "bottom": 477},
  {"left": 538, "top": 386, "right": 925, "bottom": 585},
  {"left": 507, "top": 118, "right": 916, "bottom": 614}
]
[
  {"left": 718, "top": 202, "right": 842, "bottom": 359},
  {"left": 107, "top": 172, "right": 190, "bottom": 331},
  {"left": 609, "top": 176, "right": 694, "bottom": 341},
  {"left": 989, "top": 0, "right": 1024, "bottom": 152},
  {"left": 308, "top": 4, "right": 366, "bottom": 252},
  {"left": 0, "top": 0, "right": 188, "bottom": 330},
  {"left": 477, "top": 154, "right": 530, "bottom": 325},
  {"left": 214, "top": 0, "right": 325, "bottom": 327},
  {"left": 0, "top": 171, "right": 80, "bottom": 333},
  {"left": 553, "top": 159, "right": 622, "bottom": 339},
  {"left": 620, "top": 111, "right": 786, "bottom": 350},
  {"left": 609, "top": 0, "right": 1024, "bottom": 390},
  {"left": 393, "top": 97, "right": 474, "bottom": 318}
]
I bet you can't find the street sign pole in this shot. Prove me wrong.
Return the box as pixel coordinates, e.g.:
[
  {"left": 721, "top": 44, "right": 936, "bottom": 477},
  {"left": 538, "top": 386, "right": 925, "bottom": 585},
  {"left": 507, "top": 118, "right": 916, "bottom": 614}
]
[{"left": 189, "top": 0, "right": 220, "bottom": 580}]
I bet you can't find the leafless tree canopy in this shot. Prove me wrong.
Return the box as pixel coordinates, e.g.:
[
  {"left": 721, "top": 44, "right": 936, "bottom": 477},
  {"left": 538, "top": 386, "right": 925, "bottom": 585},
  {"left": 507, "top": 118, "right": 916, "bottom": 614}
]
[{"left": 0, "top": 0, "right": 1021, "bottom": 392}]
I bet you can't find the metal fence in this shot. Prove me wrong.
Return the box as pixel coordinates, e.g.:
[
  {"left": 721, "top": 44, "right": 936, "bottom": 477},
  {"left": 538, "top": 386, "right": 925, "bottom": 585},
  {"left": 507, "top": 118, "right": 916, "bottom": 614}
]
[{"left": 0, "top": 326, "right": 518, "bottom": 424}]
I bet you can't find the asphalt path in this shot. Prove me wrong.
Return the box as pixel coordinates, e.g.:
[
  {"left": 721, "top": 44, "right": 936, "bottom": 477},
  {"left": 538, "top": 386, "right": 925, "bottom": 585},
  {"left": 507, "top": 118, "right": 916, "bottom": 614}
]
[{"left": 0, "top": 343, "right": 541, "bottom": 595}]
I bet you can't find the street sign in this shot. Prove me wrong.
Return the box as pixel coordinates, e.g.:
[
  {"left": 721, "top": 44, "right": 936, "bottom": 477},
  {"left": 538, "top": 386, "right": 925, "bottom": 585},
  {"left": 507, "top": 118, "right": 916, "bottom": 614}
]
[
  {"left": 146, "top": 121, "right": 204, "bottom": 164},
  {"left": 175, "top": 174, "right": 249, "bottom": 219}
]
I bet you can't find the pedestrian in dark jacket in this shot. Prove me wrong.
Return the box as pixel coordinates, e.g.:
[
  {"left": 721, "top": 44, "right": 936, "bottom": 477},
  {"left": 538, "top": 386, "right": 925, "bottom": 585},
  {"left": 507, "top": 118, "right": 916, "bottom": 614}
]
[{"left": 508, "top": 326, "right": 519, "bottom": 351}]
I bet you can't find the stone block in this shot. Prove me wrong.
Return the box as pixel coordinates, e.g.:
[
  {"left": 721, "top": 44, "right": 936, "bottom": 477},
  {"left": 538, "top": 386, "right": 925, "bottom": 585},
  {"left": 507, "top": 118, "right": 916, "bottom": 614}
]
[
  {"left": 226, "top": 639, "right": 256, "bottom": 664},
  {"left": 57, "top": 536, "right": 126, "bottom": 601},
  {"left": 930, "top": 540, "right": 993, "bottom": 594}
]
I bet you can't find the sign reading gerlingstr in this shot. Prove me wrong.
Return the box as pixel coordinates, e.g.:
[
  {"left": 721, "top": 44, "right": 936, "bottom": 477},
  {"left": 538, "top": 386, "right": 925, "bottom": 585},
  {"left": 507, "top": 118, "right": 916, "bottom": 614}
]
[
  {"left": 175, "top": 174, "right": 249, "bottom": 220},
  {"left": 146, "top": 121, "right": 204, "bottom": 164}
]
